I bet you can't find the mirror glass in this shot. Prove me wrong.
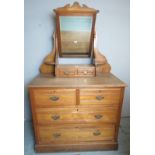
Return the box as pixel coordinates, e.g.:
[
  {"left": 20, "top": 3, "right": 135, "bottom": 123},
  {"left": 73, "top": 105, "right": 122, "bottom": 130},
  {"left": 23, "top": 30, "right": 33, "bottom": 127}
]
[{"left": 60, "top": 16, "right": 93, "bottom": 56}]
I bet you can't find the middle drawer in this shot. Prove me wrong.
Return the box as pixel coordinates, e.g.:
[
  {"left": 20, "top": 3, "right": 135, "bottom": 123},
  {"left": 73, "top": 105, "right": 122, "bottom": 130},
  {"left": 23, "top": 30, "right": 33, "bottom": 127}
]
[{"left": 35, "top": 108, "right": 118, "bottom": 125}]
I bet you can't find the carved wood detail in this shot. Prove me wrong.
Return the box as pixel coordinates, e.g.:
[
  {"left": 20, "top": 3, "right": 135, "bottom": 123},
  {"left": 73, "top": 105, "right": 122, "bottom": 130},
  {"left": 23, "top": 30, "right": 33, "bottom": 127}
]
[
  {"left": 40, "top": 33, "right": 56, "bottom": 75},
  {"left": 40, "top": 49, "right": 55, "bottom": 74},
  {"left": 54, "top": 1, "right": 99, "bottom": 13}
]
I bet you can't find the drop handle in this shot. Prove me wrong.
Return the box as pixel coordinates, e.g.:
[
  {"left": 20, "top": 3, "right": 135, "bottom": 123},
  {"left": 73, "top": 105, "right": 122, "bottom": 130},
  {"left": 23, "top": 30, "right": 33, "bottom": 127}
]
[
  {"left": 93, "top": 130, "right": 101, "bottom": 136},
  {"left": 51, "top": 115, "right": 60, "bottom": 120},
  {"left": 49, "top": 96, "right": 59, "bottom": 101},
  {"left": 53, "top": 133, "right": 61, "bottom": 138},
  {"left": 96, "top": 96, "right": 104, "bottom": 100},
  {"left": 94, "top": 114, "right": 103, "bottom": 119}
]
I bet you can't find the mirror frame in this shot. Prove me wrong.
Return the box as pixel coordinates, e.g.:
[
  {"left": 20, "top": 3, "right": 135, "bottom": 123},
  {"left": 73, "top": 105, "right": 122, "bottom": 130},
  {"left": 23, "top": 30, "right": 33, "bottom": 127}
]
[{"left": 54, "top": 2, "right": 99, "bottom": 58}]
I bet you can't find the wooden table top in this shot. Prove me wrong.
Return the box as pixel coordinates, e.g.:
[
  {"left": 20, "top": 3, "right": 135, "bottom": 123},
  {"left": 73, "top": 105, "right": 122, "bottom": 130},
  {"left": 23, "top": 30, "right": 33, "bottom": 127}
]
[{"left": 28, "top": 73, "right": 127, "bottom": 88}]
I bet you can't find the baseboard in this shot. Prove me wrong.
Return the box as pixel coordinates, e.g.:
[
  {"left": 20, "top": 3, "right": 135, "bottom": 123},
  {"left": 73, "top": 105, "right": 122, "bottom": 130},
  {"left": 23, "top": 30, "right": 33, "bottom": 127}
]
[{"left": 35, "top": 141, "right": 118, "bottom": 152}]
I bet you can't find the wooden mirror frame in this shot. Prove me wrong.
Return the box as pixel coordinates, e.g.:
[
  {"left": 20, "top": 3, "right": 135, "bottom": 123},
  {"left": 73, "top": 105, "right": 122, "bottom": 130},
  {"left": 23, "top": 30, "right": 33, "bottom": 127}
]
[
  {"left": 40, "top": 2, "right": 111, "bottom": 75},
  {"left": 54, "top": 2, "right": 99, "bottom": 58}
]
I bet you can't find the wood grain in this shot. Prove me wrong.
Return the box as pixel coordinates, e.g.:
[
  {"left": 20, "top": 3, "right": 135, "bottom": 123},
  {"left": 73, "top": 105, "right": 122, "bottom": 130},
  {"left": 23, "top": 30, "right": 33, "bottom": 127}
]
[
  {"left": 35, "top": 141, "right": 118, "bottom": 152},
  {"left": 29, "top": 73, "right": 127, "bottom": 88}
]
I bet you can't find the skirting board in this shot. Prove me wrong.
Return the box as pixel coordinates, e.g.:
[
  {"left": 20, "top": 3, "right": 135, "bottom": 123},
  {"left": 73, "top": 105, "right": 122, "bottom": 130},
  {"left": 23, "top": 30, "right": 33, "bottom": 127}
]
[{"left": 35, "top": 141, "right": 118, "bottom": 152}]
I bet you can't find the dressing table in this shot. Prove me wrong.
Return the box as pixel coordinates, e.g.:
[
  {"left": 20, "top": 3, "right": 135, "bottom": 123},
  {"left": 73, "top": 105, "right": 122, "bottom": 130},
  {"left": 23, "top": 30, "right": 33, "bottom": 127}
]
[{"left": 29, "top": 2, "right": 126, "bottom": 152}]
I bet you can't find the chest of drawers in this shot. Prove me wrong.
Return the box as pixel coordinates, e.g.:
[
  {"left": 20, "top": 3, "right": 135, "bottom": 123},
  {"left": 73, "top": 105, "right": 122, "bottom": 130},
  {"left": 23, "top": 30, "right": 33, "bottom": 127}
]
[{"left": 29, "top": 73, "right": 126, "bottom": 152}]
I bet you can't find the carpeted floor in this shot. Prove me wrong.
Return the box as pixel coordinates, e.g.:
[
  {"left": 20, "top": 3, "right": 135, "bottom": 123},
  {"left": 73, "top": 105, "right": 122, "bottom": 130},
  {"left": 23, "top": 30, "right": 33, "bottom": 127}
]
[{"left": 24, "top": 117, "right": 130, "bottom": 155}]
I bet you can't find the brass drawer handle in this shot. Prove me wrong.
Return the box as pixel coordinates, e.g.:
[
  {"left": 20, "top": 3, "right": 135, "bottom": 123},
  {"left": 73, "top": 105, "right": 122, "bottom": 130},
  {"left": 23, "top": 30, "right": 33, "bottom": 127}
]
[
  {"left": 53, "top": 133, "right": 61, "bottom": 138},
  {"left": 94, "top": 114, "right": 103, "bottom": 119},
  {"left": 52, "top": 115, "right": 60, "bottom": 120},
  {"left": 93, "top": 130, "right": 101, "bottom": 136},
  {"left": 96, "top": 96, "right": 104, "bottom": 100},
  {"left": 49, "top": 96, "right": 59, "bottom": 101}
]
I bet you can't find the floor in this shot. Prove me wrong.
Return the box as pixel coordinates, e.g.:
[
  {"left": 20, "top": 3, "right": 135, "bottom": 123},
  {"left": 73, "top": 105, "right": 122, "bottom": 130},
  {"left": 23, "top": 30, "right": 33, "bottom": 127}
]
[{"left": 24, "top": 117, "right": 130, "bottom": 155}]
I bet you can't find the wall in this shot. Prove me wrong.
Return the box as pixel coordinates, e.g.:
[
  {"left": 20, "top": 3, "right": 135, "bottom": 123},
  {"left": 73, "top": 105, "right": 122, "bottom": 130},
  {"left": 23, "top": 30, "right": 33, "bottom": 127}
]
[{"left": 24, "top": 0, "right": 130, "bottom": 120}]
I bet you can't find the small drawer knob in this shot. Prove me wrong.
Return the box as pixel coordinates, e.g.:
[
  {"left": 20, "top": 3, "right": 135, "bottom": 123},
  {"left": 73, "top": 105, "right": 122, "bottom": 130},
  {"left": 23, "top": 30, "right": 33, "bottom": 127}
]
[
  {"left": 93, "top": 130, "right": 101, "bottom": 136},
  {"left": 96, "top": 96, "right": 104, "bottom": 100},
  {"left": 52, "top": 115, "right": 60, "bottom": 120},
  {"left": 53, "top": 133, "right": 61, "bottom": 138},
  {"left": 49, "top": 96, "right": 59, "bottom": 101},
  {"left": 94, "top": 114, "right": 103, "bottom": 119}
]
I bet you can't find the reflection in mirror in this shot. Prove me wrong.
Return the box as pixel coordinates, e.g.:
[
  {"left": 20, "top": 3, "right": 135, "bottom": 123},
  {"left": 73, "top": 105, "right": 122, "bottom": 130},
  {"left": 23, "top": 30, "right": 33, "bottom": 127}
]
[{"left": 60, "top": 16, "right": 93, "bottom": 56}]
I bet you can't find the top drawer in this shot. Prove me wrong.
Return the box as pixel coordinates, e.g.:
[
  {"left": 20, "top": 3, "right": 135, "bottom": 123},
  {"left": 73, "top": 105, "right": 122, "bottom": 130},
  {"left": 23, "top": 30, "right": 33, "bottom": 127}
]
[
  {"left": 80, "top": 88, "right": 121, "bottom": 106},
  {"left": 32, "top": 88, "right": 76, "bottom": 107}
]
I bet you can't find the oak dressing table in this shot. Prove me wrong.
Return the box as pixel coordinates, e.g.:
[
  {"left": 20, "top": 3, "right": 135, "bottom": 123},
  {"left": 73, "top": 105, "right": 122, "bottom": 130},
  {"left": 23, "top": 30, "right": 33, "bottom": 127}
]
[{"left": 29, "top": 2, "right": 126, "bottom": 152}]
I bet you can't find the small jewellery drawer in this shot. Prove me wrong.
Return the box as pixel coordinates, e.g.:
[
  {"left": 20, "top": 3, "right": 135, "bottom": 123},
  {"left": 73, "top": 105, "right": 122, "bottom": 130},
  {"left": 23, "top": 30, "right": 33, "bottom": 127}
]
[
  {"left": 37, "top": 124, "right": 115, "bottom": 144},
  {"left": 32, "top": 88, "right": 76, "bottom": 107},
  {"left": 55, "top": 67, "right": 77, "bottom": 77},
  {"left": 80, "top": 88, "right": 121, "bottom": 106},
  {"left": 77, "top": 67, "right": 95, "bottom": 77},
  {"left": 35, "top": 108, "right": 118, "bottom": 125}
]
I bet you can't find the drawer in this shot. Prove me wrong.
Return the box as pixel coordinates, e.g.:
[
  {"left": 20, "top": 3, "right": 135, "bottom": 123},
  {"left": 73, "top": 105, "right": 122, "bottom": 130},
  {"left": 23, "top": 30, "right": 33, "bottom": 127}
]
[
  {"left": 56, "top": 67, "right": 77, "bottom": 77},
  {"left": 37, "top": 124, "right": 115, "bottom": 144},
  {"left": 77, "top": 67, "right": 95, "bottom": 77},
  {"left": 35, "top": 108, "right": 118, "bottom": 125},
  {"left": 80, "top": 88, "right": 121, "bottom": 106},
  {"left": 33, "top": 88, "right": 76, "bottom": 107}
]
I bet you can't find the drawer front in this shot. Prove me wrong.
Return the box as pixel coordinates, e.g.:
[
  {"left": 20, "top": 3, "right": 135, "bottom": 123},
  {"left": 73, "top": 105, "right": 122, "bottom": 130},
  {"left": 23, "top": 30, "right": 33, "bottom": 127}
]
[
  {"left": 77, "top": 67, "right": 95, "bottom": 77},
  {"left": 36, "top": 108, "right": 118, "bottom": 125},
  {"left": 37, "top": 124, "right": 115, "bottom": 144},
  {"left": 56, "top": 67, "right": 77, "bottom": 77},
  {"left": 33, "top": 89, "right": 76, "bottom": 107},
  {"left": 80, "top": 88, "right": 121, "bottom": 106}
]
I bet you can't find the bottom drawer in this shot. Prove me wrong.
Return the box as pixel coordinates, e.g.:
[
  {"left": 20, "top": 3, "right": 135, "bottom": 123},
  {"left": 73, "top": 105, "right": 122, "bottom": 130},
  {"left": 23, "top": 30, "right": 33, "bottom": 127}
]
[{"left": 37, "top": 124, "right": 115, "bottom": 144}]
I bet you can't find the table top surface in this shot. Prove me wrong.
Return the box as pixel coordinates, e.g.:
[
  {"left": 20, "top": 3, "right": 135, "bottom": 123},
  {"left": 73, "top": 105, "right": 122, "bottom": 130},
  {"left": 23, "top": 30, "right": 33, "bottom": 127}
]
[{"left": 28, "top": 73, "right": 127, "bottom": 88}]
